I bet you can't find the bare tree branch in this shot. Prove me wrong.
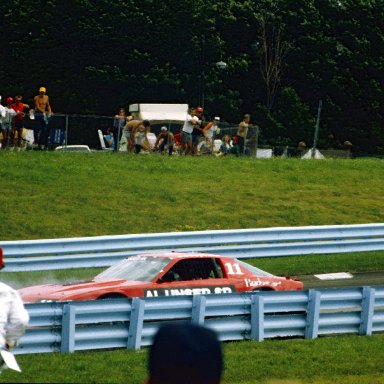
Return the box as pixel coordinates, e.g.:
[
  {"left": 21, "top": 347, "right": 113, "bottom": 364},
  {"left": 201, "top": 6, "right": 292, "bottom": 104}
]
[{"left": 258, "top": 16, "right": 289, "bottom": 111}]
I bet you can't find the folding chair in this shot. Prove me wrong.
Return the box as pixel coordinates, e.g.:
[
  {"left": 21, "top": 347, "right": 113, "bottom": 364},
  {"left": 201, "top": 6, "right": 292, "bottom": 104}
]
[{"left": 98, "top": 129, "right": 113, "bottom": 151}]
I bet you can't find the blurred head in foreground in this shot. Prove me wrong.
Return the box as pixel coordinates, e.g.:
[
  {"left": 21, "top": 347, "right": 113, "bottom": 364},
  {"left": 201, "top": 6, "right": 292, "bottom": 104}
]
[{"left": 147, "top": 323, "right": 223, "bottom": 384}]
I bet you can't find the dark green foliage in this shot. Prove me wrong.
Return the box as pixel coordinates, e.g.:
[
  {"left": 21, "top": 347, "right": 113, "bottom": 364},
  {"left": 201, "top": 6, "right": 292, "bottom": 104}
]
[{"left": 0, "top": 0, "right": 383, "bottom": 153}]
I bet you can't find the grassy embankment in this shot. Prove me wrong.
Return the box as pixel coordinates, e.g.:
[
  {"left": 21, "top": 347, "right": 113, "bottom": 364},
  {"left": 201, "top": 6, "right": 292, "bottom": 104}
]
[{"left": 0, "top": 152, "right": 383, "bottom": 383}]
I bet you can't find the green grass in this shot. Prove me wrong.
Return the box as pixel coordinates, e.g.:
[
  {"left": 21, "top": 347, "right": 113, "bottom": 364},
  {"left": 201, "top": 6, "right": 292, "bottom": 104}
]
[
  {"left": 0, "top": 152, "right": 383, "bottom": 240},
  {"left": 1, "top": 336, "right": 384, "bottom": 383},
  {"left": 1, "top": 152, "right": 384, "bottom": 383},
  {"left": 224, "top": 336, "right": 384, "bottom": 384}
]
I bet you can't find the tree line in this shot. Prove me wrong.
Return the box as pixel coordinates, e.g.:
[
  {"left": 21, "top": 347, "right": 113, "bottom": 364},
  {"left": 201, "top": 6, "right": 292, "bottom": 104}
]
[{"left": 1, "top": 0, "right": 383, "bottom": 154}]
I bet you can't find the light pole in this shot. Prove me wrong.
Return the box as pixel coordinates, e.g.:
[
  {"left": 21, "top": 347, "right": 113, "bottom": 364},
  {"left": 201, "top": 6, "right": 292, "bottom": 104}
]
[
  {"left": 198, "top": 34, "right": 227, "bottom": 109},
  {"left": 311, "top": 99, "right": 323, "bottom": 158},
  {"left": 198, "top": 34, "right": 206, "bottom": 109}
]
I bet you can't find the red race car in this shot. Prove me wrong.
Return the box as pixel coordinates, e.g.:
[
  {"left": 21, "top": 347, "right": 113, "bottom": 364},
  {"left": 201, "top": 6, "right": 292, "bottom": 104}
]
[{"left": 19, "top": 252, "right": 303, "bottom": 303}]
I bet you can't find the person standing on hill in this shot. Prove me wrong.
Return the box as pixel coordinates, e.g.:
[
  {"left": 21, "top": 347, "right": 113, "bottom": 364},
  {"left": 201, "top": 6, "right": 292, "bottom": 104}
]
[
  {"left": 192, "top": 106, "right": 205, "bottom": 155},
  {"left": 203, "top": 116, "right": 220, "bottom": 154},
  {"left": 10, "top": 95, "right": 30, "bottom": 150},
  {"left": 181, "top": 107, "right": 200, "bottom": 155},
  {"left": 1, "top": 98, "right": 16, "bottom": 149},
  {"left": 134, "top": 123, "right": 148, "bottom": 154},
  {"left": 112, "top": 108, "right": 128, "bottom": 152},
  {"left": 34, "top": 87, "right": 53, "bottom": 150},
  {"left": 236, "top": 113, "right": 252, "bottom": 155},
  {"left": 0, "top": 97, "right": 6, "bottom": 148}
]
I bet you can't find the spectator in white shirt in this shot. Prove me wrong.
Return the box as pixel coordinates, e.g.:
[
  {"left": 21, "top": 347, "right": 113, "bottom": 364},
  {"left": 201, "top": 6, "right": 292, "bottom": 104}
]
[
  {"left": 181, "top": 107, "right": 200, "bottom": 155},
  {"left": 0, "top": 250, "right": 29, "bottom": 359}
]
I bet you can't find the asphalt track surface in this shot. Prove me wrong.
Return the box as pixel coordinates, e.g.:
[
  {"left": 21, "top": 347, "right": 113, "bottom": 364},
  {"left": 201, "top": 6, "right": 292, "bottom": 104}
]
[{"left": 299, "top": 270, "right": 384, "bottom": 289}]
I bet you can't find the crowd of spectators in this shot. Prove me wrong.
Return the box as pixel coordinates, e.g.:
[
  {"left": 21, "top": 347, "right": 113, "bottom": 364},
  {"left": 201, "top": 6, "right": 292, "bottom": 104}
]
[
  {"left": 0, "top": 92, "right": 356, "bottom": 158},
  {"left": 0, "top": 87, "right": 53, "bottom": 151},
  {"left": 0, "top": 92, "right": 255, "bottom": 155},
  {"left": 105, "top": 106, "right": 255, "bottom": 157}
]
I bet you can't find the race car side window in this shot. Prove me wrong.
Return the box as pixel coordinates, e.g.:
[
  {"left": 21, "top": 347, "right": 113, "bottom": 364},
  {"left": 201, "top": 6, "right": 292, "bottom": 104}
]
[
  {"left": 162, "top": 258, "right": 222, "bottom": 281},
  {"left": 160, "top": 270, "right": 181, "bottom": 282}
]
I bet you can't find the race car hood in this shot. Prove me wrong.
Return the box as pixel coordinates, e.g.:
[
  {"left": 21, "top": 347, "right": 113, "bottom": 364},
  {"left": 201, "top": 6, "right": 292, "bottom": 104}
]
[{"left": 18, "top": 279, "right": 147, "bottom": 303}]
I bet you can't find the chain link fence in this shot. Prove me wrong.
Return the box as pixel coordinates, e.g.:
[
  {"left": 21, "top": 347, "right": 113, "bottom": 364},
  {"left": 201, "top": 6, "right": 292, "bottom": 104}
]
[
  {"left": 1, "top": 113, "right": 115, "bottom": 150},
  {"left": 0, "top": 114, "right": 368, "bottom": 159}
]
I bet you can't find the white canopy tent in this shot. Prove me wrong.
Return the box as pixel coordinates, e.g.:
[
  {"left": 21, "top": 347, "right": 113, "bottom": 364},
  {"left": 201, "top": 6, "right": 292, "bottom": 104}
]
[
  {"left": 119, "top": 103, "right": 188, "bottom": 152},
  {"left": 128, "top": 103, "right": 188, "bottom": 124}
]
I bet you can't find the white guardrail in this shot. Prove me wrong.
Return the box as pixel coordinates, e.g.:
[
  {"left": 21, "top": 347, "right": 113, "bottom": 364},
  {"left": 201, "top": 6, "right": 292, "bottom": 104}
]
[
  {"left": 14, "top": 286, "right": 384, "bottom": 354},
  {"left": 1, "top": 224, "right": 384, "bottom": 272}
]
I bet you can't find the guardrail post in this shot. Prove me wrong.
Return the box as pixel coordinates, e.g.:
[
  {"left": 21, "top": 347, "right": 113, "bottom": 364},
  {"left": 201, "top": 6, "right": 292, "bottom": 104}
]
[
  {"left": 305, "top": 289, "right": 321, "bottom": 339},
  {"left": 360, "top": 286, "right": 375, "bottom": 336},
  {"left": 191, "top": 295, "right": 207, "bottom": 325},
  {"left": 250, "top": 294, "right": 264, "bottom": 341},
  {"left": 61, "top": 303, "right": 76, "bottom": 353},
  {"left": 127, "top": 298, "right": 145, "bottom": 350}
]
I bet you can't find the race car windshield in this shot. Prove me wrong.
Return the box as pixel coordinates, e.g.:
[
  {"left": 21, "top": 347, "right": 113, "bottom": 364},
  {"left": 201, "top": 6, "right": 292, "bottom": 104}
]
[
  {"left": 235, "top": 259, "right": 273, "bottom": 277},
  {"left": 94, "top": 257, "right": 171, "bottom": 282}
]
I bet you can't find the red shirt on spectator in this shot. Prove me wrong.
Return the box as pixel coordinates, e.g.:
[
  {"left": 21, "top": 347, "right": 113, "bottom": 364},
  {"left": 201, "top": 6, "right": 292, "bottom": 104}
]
[
  {"left": 174, "top": 133, "right": 182, "bottom": 145},
  {"left": 11, "top": 101, "right": 28, "bottom": 121}
]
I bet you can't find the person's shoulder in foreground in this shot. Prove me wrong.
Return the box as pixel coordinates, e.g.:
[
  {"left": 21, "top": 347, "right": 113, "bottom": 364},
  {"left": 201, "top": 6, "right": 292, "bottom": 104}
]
[
  {"left": 0, "top": 249, "right": 30, "bottom": 351},
  {"left": 146, "top": 322, "right": 223, "bottom": 384}
]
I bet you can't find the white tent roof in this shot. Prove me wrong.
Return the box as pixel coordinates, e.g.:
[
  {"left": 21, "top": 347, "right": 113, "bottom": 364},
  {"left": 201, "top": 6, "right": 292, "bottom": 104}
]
[
  {"left": 129, "top": 103, "right": 188, "bottom": 123},
  {"left": 301, "top": 148, "right": 325, "bottom": 160}
]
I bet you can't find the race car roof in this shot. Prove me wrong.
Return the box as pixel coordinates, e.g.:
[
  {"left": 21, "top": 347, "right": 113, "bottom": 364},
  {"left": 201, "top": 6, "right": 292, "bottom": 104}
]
[{"left": 132, "top": 252, "right": 222, "bottom": 259}]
